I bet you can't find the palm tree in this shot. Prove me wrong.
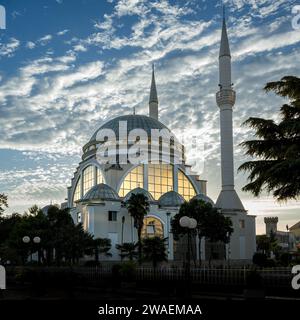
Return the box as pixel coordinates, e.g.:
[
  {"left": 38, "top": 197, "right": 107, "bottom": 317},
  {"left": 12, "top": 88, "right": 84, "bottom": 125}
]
[
  {"left": 116, "top": 242, "right": 138, "bottom": 261},
  {"left": 239, "top": 76, "right": 300, "bottom": 201},
  {"left": 142, "top": 237, "right": 168, "bottom": 269},
  {"left": 86, "top": 238, "right": 112, "bottom": 263},
  {"left": 124, "top": 193, "right": 149, "bottom": 265}
]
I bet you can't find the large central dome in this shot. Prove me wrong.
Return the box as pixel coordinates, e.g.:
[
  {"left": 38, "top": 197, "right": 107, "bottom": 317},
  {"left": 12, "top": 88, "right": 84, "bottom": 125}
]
[{"left": 90, "top": 114, "right": 170, "bottom": 142}]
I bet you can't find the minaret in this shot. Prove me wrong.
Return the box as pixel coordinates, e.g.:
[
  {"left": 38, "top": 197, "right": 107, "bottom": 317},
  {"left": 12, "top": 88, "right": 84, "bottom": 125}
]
[
  {"left": 216, "top": 10, "right": 245, "bottom": 211},
  {"left": 149, "top": 64, "right": 158, "bottom": 120}
]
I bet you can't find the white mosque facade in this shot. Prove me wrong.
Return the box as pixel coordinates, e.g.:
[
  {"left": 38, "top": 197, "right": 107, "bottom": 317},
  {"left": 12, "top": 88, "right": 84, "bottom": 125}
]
[{"left": 66, "top": 16, "right": 256, "bottom": 263}]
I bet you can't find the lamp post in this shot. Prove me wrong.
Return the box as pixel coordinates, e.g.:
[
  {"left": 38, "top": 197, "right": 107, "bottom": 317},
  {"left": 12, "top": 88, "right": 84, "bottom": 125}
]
[
  {"left": 179, "top": 216, "right": 197, "bottom": 297},
  {"left": 166, "top": 212, "right": 171, "bottom": 256},
  {"left": 22, "top": 236, "right": 41, "bottom": 264},
  {"left": 286, "top": 224, "right": 289, "bottom": 252},
  {"left": 121, "top": 216, "right": 125, "bottom": 244},
  {"left": 226, "top": 231, "right": 231, "bottom": 267}
]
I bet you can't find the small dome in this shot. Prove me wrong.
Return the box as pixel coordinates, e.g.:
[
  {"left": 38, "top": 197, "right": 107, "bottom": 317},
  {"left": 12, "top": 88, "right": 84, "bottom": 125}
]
[
  {"left": 123, "top": 187, "right": 155, "bottom": 202},
  {"left": 158, "top": 191, "right": 185, "bottom": 207},
  {"left": 81, "top": 183, "right": 120, "bottom": 202},
  {"left": 192, "top": 193, "right": 214, "bottom": 206},
  {"left": 41, "top": 204, "right": 59, "bottom": 215}
]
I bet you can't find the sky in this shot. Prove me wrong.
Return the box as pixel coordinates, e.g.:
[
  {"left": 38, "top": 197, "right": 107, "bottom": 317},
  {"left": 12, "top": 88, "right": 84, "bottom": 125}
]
[{"left": 0, "top": 0, "right": 299, "bottom": 234}]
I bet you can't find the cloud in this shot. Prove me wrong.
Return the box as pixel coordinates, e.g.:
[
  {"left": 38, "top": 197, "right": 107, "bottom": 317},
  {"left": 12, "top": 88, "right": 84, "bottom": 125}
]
[
  {"left": 57, "top": 29, "right": 69, "bottom": 36},
  {"left": 0, "top": 38, "right": 20, "bottom": 57},
  {"left": 73, "top": 44, "right": 87, "bottom": 52},
  {"left": 26, "top": 41, "right": 36, "bottom": 49},
  {"left": 38, "top": 34, "right": 53, "bottom": 46},
  {"left": 0, "top": 0, "right": 299, "bottom": 228}
]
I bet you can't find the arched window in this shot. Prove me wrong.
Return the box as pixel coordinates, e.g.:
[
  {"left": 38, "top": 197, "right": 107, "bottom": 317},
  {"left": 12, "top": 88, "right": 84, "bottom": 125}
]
[
  {"left": 178, "top": 170, "right": 196, "bottom": 201},
  {"left": 73, "top": 177, "right": 81, "bottom": 205},
  {"left": 141, "top": 216, "right": 164, "bottom": 238},
  {"left": 96, "top": 167, "right": 104, "bottom": 184},
  {"left": 119, "top": 165, "right": 144, "bottom": 197},
  {"left": 83, "top": 166, "right": 94, "bottom": 195},
  {"left": 148, "top": 164, "right": 173, "bottom": 200}
]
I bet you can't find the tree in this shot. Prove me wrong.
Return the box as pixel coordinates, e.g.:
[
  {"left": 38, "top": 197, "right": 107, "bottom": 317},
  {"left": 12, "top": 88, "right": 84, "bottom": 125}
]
[
  {"left": 0, "top": 205, "right": 93, "bottom": 266},
  {"left": 256, "top": 232, "right": 279, "bottom": 258},
  {"left": 142, "top": 237, "right": 168, "bottom": 269},
  {"left": 199, "top": 209, "right": 233, "bottom": 265},
  {"left": 0, "top": 193, "right": 8, "bottom": 216},
  {"left": 256, "top": 235, "right": 270, "bottom": 254},
  {"left": 239, "top": 76, "right": 300, "bottom": 201},
  {"left": 89, "top": 238, "right": 112, "bottom": 263},
  {"left": 116, "top": 242, "right": 138, "bottom": 261},
  {"left": 124, "top": 193, "right": 149, "bottom": 265},
  {"left": 171, "top": 199, "right": 233, "bottom": 266}
]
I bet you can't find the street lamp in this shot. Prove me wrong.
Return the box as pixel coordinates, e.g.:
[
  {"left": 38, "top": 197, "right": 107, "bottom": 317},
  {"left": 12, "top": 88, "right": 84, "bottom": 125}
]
[
  {"left": 22, "top": 236, "right": 41, "bottom": 263},
  {"left": 179, "top": 216, "right": 197, "bottom": 296},
  {"left": 166, "top": 212, "right": 171, "bottom": 255},
  {"left": 121, "top": 216, "right": 125, "bottom": 244},
  {"left": 22, "top": 236, "right": 30, "bottom": 244},
  {"left": 226, "top": 231, "right": 231, "bottom": 267}
]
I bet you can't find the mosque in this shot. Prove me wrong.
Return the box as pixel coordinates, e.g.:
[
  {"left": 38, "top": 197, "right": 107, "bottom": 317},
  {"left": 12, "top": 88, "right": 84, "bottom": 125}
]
[{"left": 65, "top": 16, "right": 256, "bottom": 263}]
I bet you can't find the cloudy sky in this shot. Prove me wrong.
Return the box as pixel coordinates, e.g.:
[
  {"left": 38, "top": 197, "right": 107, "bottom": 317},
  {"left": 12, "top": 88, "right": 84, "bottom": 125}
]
[{"left": 0, "top": 0, "right": 299, "bottom": 234}]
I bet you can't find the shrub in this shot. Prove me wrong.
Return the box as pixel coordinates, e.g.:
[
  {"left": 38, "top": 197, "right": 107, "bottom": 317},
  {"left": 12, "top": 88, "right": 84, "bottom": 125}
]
[
  {"left": 252, "top": 252, "right": 267, "bottom": 267},
  {"left": 246, "top": 270, "right": 263, "bottom": 289},
  {"left": 120, "top": 261, "right": 136, "bottom": 281},
  {"left": 84, "top": 260, "right": 101, "bottom": 267},
  {"left": 265, "top": 259, "right": 276, "bottom": 268},
  {"left": 279, "top": 253, "right": 291, "bottom": 267}
]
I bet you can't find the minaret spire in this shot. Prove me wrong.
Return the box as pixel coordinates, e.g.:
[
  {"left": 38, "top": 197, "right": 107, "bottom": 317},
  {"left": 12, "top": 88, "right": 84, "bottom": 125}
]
[
  {"left": 219, "top": 6, "right": 231, "bottom": 59},
  {"left": 216, "top": 8, "right": 245, "bottom": 211},
  {"left": 149, "top": 64, "right": 158, "bottom": 119}
]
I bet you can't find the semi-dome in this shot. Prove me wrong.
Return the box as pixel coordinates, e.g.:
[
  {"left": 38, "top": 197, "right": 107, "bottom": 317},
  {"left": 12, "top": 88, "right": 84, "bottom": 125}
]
[
  {"left": 123, "top": 187, "right": 155, "bottom": 202},
  {"left": 80, "top": 183, "right": 120, "bottom": 202},
  {"left": 192, "top": 193, "right": 214, "bottom": 206},
  {"left": 90, "top": 114, "right": 170, "bottom": 142},
  {"left": 158, "top": 191, "right": 185, "bottom": 207}
]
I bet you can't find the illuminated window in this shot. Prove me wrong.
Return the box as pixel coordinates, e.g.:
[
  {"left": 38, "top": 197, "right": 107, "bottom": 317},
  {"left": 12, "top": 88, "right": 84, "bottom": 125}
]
[
  {"left": 96, "top": 167, "right": 104, "bottom": 184},
  {"left": 73, "top": 177, "right": 81, "bottom": 205},
  {"left": 141, "top": 216, "right": 164, "bottom": 238},
  {"left": 119, "top": 165, "right": 144, "bottom": 197},
  {"left": 83, "top": 166, "right": 94, "bottom": 195},
  {"left": 148, "top": 164, "right": 173, "bottom": 200},
  {"left": 178, "top": 170, "right": 196, "bottom": 201}
]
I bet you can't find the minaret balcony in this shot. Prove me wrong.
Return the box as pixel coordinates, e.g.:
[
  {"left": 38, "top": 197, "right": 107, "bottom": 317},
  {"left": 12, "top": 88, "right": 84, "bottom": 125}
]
[{"left": 216, "top": 89, "right": 236, "bottom": 108}]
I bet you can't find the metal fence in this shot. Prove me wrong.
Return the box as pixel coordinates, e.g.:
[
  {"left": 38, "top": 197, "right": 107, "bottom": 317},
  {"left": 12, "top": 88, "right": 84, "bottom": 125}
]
[
  {"left": 79, "top": 266, "right": 293, "bottom": 287},
  {"left": 7, "top": 266, "right": 294, "bottom": 288}
]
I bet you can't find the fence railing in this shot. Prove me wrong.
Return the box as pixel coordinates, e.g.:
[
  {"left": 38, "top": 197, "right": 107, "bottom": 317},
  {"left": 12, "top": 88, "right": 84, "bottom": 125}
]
[
  {"left": 80, "top": 266, "right": 293, "bottom": 287},
  {"left": 7, "top": 266, "right": 294, "bottom": 288}
]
